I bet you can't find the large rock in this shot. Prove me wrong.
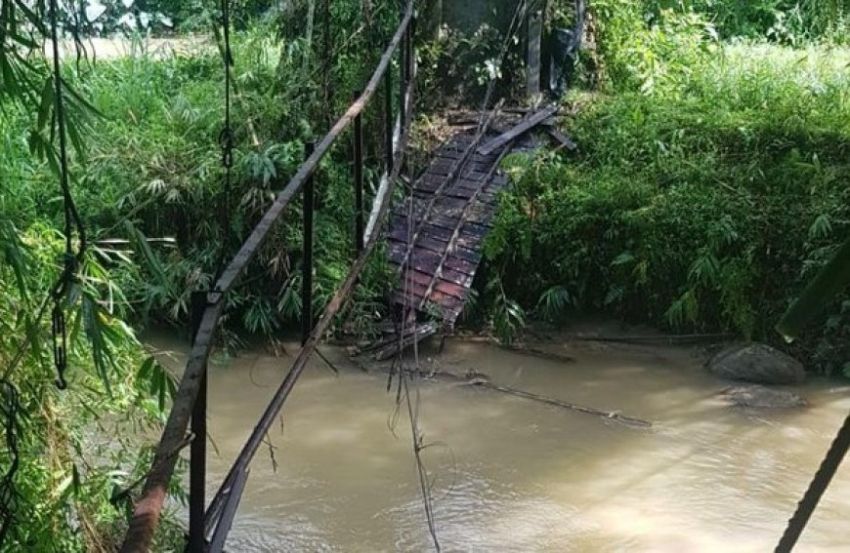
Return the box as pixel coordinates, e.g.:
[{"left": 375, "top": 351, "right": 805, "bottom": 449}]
[
  {"left": 707, "top": 343, "right": 805, "bottom": 385},
  {"left": 721, "top": 385, "right": 807, "bottom": 409}
]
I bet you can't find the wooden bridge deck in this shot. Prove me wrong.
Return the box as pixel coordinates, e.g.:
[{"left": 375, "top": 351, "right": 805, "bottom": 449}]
[{"left": 386, "top": 131, "right": 512, "bottom": 326}]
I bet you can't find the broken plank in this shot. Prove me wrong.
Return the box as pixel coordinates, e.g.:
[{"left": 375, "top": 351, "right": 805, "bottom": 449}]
[
  {"left": 546, "top": 126, "right": 578, "bottom": 151},
  {"left": 477, "top": 104, "right": 559, "bottom": 155}
]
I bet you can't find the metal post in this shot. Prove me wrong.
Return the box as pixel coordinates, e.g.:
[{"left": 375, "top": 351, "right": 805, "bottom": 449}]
[
  {"left": 409, "top": 14, "right": 416, "bottom": 90},
  {"left": 407, "top": 16, "right": 415, "bottom": 84},
  {"left": 302, "top": 141, "right": 315, "bottom": 346},
  {"left": 399, "top": 24, "right": 407, "bottom": 131},
  {"left": 384, "top": 65, "right": 393, "bottom": 173},
  {"left": 188, "top": 291, "right": 208, "bottom": 553},
  {"left": 353, "top": 91, "right": 364, "bottom": 254}
]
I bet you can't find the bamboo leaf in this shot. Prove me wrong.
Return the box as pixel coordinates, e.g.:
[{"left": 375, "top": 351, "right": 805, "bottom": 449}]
[
  {"left": 777, "top": 236, "right": 850, "bottom": 341},
  {"left": 123, "top": 221, "right": 171, "bottom": 295}
]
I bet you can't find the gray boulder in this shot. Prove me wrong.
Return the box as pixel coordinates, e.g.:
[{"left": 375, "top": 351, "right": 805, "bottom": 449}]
[
  {"left": 707, "top": 343, "right": 805, "bottom": 385},
  {"left": 721, "top": 385, "right": 807, "bottom": 409}
]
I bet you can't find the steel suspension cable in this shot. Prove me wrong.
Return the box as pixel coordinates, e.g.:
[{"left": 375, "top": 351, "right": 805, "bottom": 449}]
[
  {"left": 47, "top": 0, "right": 86, "bottom": 390},
  {"left": 775, "top": 413, "right": 850, "bottom": 552},
  {"left": 216, "top": 0, "right": 235, "bottom": 278},
  {"left": 0, "top": 380, "right": 21, "bottom": 549}
]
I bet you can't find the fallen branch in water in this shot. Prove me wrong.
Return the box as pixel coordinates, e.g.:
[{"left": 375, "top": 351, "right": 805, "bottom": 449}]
[
  {"left": 572, "top": 333, "right": 734, "bottom": 345},
  {"left": 353, "top": 358, "right": 650, "bottom": 429},
  {"left": 449, "top": 336, "right": 575, "bottom": 363},
  {"left": 469, "top": 379, "right": 651, "bottom": 428}
]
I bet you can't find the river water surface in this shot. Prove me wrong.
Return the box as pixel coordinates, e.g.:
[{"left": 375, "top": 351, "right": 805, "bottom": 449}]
[{"left": 150, "top": 332, "right": 850, "bottom": 552}]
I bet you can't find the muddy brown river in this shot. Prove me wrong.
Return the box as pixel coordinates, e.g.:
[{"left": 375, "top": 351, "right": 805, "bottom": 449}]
[{"left": 149, "top": 332, "right": 850, "bottom": 552}]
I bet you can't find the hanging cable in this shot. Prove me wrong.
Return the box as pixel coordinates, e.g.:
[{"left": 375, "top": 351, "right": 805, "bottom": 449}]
[
  {"left": 216, "top": 0, "right": 234, "bottom": 279},
  {"left": 0, "top": 380, "right": 21, "bottom": 549},
  {"left": 775, "top": 413, "right": 850, "bottom": 552},
  {"left": 48, "top": 0, "right": 87, "bottom": 390}
]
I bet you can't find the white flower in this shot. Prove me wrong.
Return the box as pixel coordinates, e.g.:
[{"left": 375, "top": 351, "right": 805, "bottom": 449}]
[{"left": 121, "top": 0, "right": 134, "bottom": 8}]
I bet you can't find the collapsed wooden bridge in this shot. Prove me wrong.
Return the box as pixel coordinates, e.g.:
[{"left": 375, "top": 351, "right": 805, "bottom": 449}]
[
  {"left": 388, "top": 132, "right": 508, "bottom": 324},
  {"left": 386, "top": 105, "right": 562, "bottom": 335},
  {"left": 115, "top": 0, "right": 846, "bottom": 551}
]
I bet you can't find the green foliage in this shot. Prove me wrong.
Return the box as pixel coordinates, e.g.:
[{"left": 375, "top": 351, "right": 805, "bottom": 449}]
[
  {"left": 0, "top": 224, "right": 181, "bottom": 551},
  {"left": 486, "top": 38, "right": 850, "bottom": 371},
  {"left": 418, "top": 22, "right": 526, "bottom": 109},
  {"left": 1, "top": 1, "right": 407, "bottom": 547},
  {"left": 777, "top": 236, "right": 850, "bottom": 341}
]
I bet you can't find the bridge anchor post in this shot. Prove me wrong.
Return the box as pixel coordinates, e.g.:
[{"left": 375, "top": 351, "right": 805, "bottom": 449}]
[{"left": 188, "top": 291, "right": 208, "bottom": 553}]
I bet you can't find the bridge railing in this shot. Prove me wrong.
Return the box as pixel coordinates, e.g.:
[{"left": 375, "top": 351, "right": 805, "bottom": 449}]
[{"left": 119, "top": 2, "right": 417, "bottom": 551}]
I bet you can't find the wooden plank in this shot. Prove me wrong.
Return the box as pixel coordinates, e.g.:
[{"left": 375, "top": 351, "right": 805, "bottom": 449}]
[
  {"left": 445, "top": 189, "right": 477, "bottom": 201},
  {"left": 399, "top": 280, "right": 430, "bottom": 298},
  {"left": 435, "top": 279, "right": 468, "bottom": 300},
  {"left": 429, "top": 158, "right": 456, "bottom": 175},
  {"left": 426, "top": 217, "right": 460, "bottom": 233},
  {"left": 413, "top": 235, "right": 448, "bottom": 254},
  {"left": 432, "top": 205, "right": 465, "bottom": 220},
  {"left": 431, "top": 214, "right": 463, "bottom": 229},
  {"left": 546, "top": 126, "right": 578, "bottom": 151},
  {"left": 455, "top": 232, "right": 482, "bottom": 250},
  {"left": 421, "top": 224, "right": 453, "bottom": 242},
  {"left": 462, "top": 221, "right": 491, "bottom": 237},
  {"left": 433, "top": 254, "right": 475, "bottom": 276},
  {"left": 402, "top": 269, "right": 437, "bottom": 288},
  {"left": 434, "top": 196, "right": 467, "bottom": 210},
  {"left": 441, "top": 267, "right": 474, "bottom": 287},
  {"left": 426, "top": 290, "right": 464, "bottom": 311},
  {"left": 462, "top": 170, "right": 493, "bottom": 182},
  {"left": 477, "top": 104, "right": 559, "bottom": 155},
  {"left": 449, "top": 245, "right": 482, "bottom": 263}
]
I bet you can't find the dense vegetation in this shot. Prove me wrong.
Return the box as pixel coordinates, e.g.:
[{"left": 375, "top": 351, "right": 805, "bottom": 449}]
[
  {"left": 486, "top": 1, "right": 850, "bottom": 373},
  {"left": 1, "top": 0, "right": 402, "bottom": 550},
  {"left": 2, "top": 0, "right": 850, "bottom": 550}
]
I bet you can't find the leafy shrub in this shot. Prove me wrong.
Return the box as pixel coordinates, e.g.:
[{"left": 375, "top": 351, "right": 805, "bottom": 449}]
[{"left": 486, "top": 41, "right": 850, "bottom": 372}]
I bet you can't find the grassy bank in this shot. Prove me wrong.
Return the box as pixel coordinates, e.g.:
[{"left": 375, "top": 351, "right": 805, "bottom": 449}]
[{"left": 487, "top": 8, "right": 850, "bottom": 373}]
